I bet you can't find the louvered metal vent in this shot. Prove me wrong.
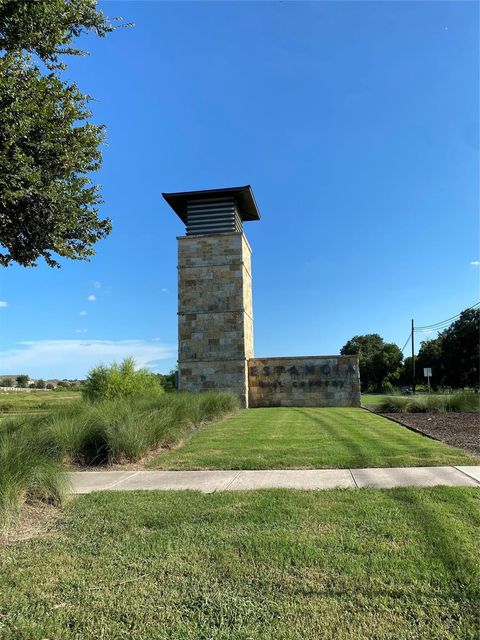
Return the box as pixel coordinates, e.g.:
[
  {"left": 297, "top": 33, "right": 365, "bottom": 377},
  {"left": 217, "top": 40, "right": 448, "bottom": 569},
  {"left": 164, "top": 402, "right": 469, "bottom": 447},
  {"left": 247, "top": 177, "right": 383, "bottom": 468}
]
[
  {"left": 163, "top": 185, "right": 261, "bottom": 234},
  {"left": 186, "top": 197, "right": 243, "bottom": 236}
]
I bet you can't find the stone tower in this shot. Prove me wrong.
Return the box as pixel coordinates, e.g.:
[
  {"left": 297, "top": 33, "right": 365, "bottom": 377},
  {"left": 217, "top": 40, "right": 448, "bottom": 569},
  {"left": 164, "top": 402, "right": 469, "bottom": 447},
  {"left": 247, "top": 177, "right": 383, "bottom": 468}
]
[{"left": 163, "top": 186, "right": 260, "bottom": 407}]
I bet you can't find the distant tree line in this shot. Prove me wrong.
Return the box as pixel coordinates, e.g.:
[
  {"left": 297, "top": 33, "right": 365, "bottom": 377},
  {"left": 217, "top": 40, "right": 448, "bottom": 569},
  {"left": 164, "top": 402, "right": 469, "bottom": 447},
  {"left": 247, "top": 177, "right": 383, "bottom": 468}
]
[
  {"left": 0, "top": 375, "right": 83, "bottom": 390},
  {"left": 405, "top": 308, "right": 479, "bottom": 390},
  {"left": 156, "top": 371, "right": 177, "bottom": 393},
  {"left": 341, "top": 307, "right": 479, "bottom": 392},
  {"left": 0, "top": 370, "right": 178, "bottom": 393}
]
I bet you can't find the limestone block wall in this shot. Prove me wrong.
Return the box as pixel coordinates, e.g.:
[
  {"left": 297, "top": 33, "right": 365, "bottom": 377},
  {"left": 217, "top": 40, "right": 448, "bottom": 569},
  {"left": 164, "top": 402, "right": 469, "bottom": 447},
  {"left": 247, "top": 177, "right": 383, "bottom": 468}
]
[
  {"left": 177, "top": 232, "right": 253, "bottom": 407},
  {"left": 248, "top": 355, "right": 361, "bottom": 408},
  {"left": 177, "top": 360, "right": 249, "bottom": 398}
]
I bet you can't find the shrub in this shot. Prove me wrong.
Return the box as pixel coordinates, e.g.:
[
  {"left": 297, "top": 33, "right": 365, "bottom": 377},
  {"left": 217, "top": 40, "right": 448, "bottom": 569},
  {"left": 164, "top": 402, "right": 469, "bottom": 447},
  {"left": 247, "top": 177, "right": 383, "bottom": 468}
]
[{"left": 82, "top": 357, "right": 164, "bottom": 402}]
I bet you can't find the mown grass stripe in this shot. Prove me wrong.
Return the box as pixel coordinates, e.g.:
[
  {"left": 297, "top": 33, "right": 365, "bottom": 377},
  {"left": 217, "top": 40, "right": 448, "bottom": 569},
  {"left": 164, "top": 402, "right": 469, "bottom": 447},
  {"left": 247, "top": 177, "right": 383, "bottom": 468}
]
[{"left": 149, "top": 407, "right": 478, "bottom": 470}]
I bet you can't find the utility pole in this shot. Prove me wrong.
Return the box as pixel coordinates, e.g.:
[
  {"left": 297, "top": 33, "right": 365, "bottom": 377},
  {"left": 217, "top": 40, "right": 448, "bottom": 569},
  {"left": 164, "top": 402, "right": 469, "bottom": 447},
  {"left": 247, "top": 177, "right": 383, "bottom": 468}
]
[{"left": 411, "top": 318, "right": 415, "bottom": 395}]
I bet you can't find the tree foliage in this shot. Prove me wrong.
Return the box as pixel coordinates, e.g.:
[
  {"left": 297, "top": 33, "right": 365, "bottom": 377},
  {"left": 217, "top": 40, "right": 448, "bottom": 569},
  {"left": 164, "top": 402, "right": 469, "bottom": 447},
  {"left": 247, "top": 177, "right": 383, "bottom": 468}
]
[
  {"left": 340, "top": 334, "right": 403, "bottom": 392},
  {"left": 156, "top": 370, "right": 177, "bottom": 393},
  {"left": 0, "top": 55, "right": 110, "bottom": 266},
  {"left": 416, "top": 308, "right": 479, "bottom": 389},
  {"left": 0, "top": 0, "right": 125, "bottom": 267},
  {"left": 15, "top": 374, "right": 29, "bottom": 388},
  {"left": 415, "top": 338, "right": 443, "bottom": 388},
  {"left": 0, "top": 0, "right": 117, "bottom": 68}
]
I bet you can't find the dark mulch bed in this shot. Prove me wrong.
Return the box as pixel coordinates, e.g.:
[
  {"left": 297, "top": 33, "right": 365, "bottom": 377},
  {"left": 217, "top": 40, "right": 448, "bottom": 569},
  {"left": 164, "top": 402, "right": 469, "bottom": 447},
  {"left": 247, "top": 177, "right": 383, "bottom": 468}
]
[{"left": 381, "top": 412, "right": 480, "bottom": 455}]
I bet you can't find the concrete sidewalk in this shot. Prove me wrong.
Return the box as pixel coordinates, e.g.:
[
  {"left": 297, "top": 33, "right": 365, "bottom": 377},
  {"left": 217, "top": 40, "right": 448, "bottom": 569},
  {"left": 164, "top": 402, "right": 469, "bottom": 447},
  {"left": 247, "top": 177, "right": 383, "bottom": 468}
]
[{"left": 68, "top": 466, "right": 480, "bottom": 494}]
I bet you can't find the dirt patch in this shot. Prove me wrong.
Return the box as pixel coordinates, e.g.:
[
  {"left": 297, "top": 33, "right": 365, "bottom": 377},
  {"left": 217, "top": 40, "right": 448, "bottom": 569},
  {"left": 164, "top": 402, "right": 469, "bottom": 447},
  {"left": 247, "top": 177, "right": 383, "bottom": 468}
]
[
  {"left": 381, "top": 412, "right": 480, "bottom": 455},
  {"left": 1, "top": 500, "right": 65, "bottom": 545}
]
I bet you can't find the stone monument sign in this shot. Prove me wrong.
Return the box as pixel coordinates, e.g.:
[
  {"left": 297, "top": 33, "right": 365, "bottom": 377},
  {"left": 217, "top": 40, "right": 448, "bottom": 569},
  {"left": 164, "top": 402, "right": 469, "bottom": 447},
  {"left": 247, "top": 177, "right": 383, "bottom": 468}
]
[{"left": 163, "top": 185, "right": 360, "bottom": 408}]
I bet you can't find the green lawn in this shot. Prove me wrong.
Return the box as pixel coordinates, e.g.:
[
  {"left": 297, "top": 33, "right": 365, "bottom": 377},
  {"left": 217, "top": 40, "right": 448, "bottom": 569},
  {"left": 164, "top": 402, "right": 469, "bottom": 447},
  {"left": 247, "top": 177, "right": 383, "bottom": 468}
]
[
  {"left": 0, "top": 390, "right": 78, "bottom": 415},
  {"left": 149, "top": 407, "right": 478, "bottom": 470},
  {"left": 1, "top": 488, "right": 478, "bottom": 639},
  {"left": 361, "top": 393, "right": 388, "bottom": 405}
]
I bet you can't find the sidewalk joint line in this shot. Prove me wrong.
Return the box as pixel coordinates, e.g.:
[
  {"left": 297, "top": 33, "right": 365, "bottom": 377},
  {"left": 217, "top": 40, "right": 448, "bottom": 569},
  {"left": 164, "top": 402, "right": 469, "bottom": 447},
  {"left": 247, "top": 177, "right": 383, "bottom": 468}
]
[
  {"left": 349, "top": 469, "right": 359, "bottom": 488},
  {"left": 106, "top": 470, "right": 141, "bottom": 490},
  {"left": 222, "top": 470, "right": 243, "bottom": 491},
  {"left": 453, "top": 466, "right": 480, "bottom": 485}
]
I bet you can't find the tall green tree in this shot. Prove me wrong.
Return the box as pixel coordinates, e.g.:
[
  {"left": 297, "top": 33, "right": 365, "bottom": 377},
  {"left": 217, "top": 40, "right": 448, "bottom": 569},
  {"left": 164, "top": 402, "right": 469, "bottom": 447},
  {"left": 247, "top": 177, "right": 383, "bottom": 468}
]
[
  {"left": 340, "top": 334, "right": 403, "bottom": 392},
  {"left": 400, "top": 307, "right": 478, "bottom": 390},
  {"left": 415, "top": 336, "right": 444, "bottom": 388},
  {"left": 15, "top": 374, "right": 29, "bottom": 388},
  {"left": 0, "top": 0, "right": 126, "bottom": 267},
  {"left": 441, "top": 308, "right": 479, "bottom": 388},
  {"left": 156, "top": 370, "right": 177, "bottom": 393}
]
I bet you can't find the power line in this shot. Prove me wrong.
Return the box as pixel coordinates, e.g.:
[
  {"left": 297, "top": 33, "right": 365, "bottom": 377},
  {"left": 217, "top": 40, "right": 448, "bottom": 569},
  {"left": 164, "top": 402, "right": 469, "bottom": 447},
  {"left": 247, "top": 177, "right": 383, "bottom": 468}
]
[
  {"left": 400, "top": 333, "right": 411, "bottom": 353},
  {"left": 416, "top": 319, "right": 462, "bottom": 332},
  {"left": 407, "top": 303, "right": 479, "bottom": 394},
  {"left": 415, "top": 302, "right": 480, "bottom": 331},
  {"left": 415, "top": 302, "right": 479, "bottom": 330}
]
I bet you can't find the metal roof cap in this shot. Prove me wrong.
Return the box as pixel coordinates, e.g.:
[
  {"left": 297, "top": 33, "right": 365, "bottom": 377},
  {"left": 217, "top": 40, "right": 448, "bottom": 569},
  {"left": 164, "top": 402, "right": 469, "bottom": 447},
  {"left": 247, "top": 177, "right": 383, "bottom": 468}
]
[{"left": 162, "top": 185, "right": 261, "bottom": 224}]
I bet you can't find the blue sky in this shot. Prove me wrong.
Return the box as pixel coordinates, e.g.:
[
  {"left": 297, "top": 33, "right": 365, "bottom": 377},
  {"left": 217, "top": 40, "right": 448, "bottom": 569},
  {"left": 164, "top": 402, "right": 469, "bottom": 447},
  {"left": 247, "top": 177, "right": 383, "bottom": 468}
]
[{"left": 0, "top": 1, "right": 478, "bottom": 379}]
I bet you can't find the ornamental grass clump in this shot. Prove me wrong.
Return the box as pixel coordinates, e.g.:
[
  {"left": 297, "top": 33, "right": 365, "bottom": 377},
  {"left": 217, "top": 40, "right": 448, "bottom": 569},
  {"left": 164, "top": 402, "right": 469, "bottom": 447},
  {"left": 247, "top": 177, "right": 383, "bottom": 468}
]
[
  {"left": 0, "top": 354, "right": 239, "bottom": 531},
  {"left": 90, "top": 392, "right": 240, "bottom": 463},
  {"left": 379, "top": 390, "right": 479, "bottom": 414},
  {"left": 0, "top": 429, "right": 68, "bottom": 533},
  {"left": 377, "top": 396, "right": 411, "bottom": 413},
  {"left": 39, "top": 402, "right": 112, "bottom": 465},
  {"left": 0, "top": 390, "right": 240, "bottom": 469},
  {"left": 0, "top": 390, "right": 238, "bottom": 531}
]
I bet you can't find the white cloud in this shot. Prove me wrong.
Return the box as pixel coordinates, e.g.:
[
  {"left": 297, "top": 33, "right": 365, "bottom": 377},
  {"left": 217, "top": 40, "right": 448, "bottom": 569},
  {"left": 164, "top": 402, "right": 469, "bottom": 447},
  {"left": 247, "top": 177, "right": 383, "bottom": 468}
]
[
  {"left": 0, "top": 301, "right": 8, "bottom": 308},
  {"left": 470, "top": 260, "right": 480, "bottom": 266},
  {"left": 161, "top": 288, "right": 168, "bottom": 293},
  {"left": 79, "top": 310, "right": 87, "bottom": 316},
  {"left": 93, "top": 281, "right": 101, "bottom": 289},
  {"left": 87, "top": 295, "right": 96, "bottom": 301},
  {"left": 0, "top": 339, "right": 176, "bottom": 379},
  {"left": 75, "top": 329, "right": 88, "bottom": 334}
]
